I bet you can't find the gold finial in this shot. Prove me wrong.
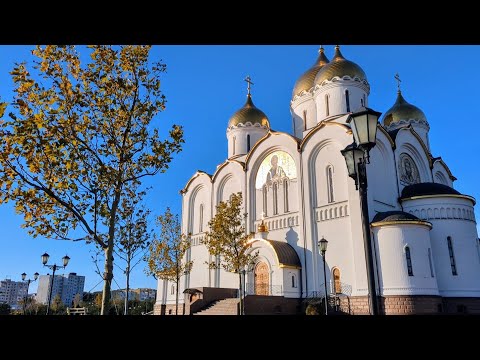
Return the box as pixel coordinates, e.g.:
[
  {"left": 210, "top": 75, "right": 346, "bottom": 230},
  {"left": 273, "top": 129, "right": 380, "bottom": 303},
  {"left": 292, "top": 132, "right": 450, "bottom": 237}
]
[
  {"left": 319, "top": 45, "right": 324, "bottom": 53},
  {"left": 244, "top": 75, "right": 254, "bottom": 96},
  {"left": 258, "top": 211, "right": 268, "bottom": 232},
  {"left": 335, "top": 45, "right": 340, "bottom": 50},
  {"left": 394, "top": 73, "right": 402, "bottom": 93}
]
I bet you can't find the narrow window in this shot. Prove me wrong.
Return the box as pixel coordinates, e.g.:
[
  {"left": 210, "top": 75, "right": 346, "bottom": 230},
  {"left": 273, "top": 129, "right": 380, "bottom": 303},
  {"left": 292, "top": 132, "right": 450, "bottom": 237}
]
[
  {"left": 247, "top": 134, "right": 251, "bottom": 152},
  {"left": 171, "top": 285, "right": 175, "bottom": 295},
  {"left": 405, "top": 246, "right": 413, "bottom": 276},
  {"left": 199, "top": 204, "right": 204, "bottom": 233},
  {"left": 303, "top": 110, "right": 307, "bottom": 131},
  {"left": 291, "top": 275, "right": 296, "bottom": 288},
  {"left": 284, "top": 179, "right": 289, "bottom": 213},
  {"left": 447, "top": 236, "right": 457, "bottom": 276},
  {"left": 233, "top": 136, "right": 236, "bottom": 155},
  {"left": 345, "top": 89, "right": 351, "bottom": 112},
  {"left": 263, "top": 185, "right": 268, "bottom": 216},
  {"left": 273, "top": 183, "right": 278, "bottom": 215},
  {"left": 327, "top": 166, "right": 334, "bottom": 203},
  {"left": 428, "top": 248, "right": 434, "bottom": 277},
  {"left": 325, "top": 94, "right": 330, "bottom": 117},
  {"left": 333, "top": 268, "right": 341, "bottom": 294}
]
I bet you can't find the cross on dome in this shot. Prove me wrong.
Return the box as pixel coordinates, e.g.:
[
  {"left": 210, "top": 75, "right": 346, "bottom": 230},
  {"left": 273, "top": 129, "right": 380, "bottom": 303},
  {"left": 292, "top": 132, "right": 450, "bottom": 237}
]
[{"left": 244, "top": 75, "right": 254, "bottom": 96}]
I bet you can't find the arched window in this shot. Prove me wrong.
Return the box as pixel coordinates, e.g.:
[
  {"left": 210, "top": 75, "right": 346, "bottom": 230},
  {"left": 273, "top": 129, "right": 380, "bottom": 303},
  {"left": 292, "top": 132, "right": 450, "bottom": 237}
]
[
  {"left": 447, "top": 236, "right": 457, "bottom": 275},
  {"left": 333, "top": 268, "right": 341, "bottom": 294},
  {"left": 291, "top": 274, "right": 297, "bottom": 288},
  {"left": 171, "top": 284, "right": 175, "bottom": 295},
  {"left": 405, "top": 246, "right": 413, "bottom": 276},
  {"left": 247, "top": 134, "right": 251, "bottom": 152},
  {"left": 327, "top": 166, "right": 334, "bottom": 203},
  {"left": 284, "top": 179, "right": 289, "bottom": 213},
  {"left": 263, "top": 185, "right": 268, "bottom": 216},
  {"left": 233, "top": 136, "right": 236, "bottom": 155},
  {"left": 199, "top": 204, "right": 204, "bottom": 233},
  {"left": 345, "top": 89, "right": 351, "bottom": 113},
  {"left": 303, "top": 110, "right": 307, "bottom": 131},
  {"left": 273, "top": 183, "right": 278, "bottom": 215},
  {"left": 428, "top": 248, "right": 434, "bottom": 277},
  {"left": 325, "top": 94, "right": 330, "bottom": 117}
]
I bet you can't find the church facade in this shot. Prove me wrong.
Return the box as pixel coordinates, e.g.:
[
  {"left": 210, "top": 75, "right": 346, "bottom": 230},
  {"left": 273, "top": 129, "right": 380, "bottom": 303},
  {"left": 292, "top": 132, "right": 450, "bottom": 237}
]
[{"left": 155, "top": 46, "right": 480, "bottom": 315}]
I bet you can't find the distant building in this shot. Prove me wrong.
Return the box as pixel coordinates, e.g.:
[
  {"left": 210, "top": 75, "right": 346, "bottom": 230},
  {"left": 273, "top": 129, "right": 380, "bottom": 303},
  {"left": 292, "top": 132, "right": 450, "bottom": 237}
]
[
  {"left": 133, "top": 288, "right": 156, "bottom": 301},
  {"left": 110, "top": 288, "right": 157, "bottom": 301},
  {"left": 36, "top": 273, "right": 85, "bottom": 306},
  {"left": 0, "top": 279, "right": 27, "bottom": 306}
]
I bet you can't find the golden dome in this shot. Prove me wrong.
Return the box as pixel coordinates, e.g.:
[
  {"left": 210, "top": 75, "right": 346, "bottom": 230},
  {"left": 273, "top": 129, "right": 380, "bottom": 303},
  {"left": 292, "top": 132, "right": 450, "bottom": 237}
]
[
  {"left": 382, "top": 91, "right": 427, "bottom": 127},
  {"left": 292, "top": 47, "right": 329, "bottom": 97},
  {"left": 228, "top": 94, "right": 270, "bottom": 128},
  {"left": 314, "top": 46, "right": 367, "bottom": 86}
]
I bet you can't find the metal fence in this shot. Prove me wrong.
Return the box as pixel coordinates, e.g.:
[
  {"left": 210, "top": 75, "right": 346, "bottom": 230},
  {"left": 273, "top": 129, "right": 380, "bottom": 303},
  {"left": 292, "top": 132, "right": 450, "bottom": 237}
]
[{"left": 244, "top": 283, "right": 283, "bottom": 296}]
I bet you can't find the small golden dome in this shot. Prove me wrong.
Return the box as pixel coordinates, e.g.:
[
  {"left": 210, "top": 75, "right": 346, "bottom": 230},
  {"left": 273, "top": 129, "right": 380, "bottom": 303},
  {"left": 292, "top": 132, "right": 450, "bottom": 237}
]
[
  {"left": 292, "top": 47, "right": 329, "bottom": 97},
  {"left": 228, "top": 94, "right": 270, "bottom": 128},
  {"left": 257, "top": 219, "right": 268, "bottom": 232},
  {"left": 382, "top": 91, "right": 427, "bottom": 127},
  {"left": 314, "top": 46, "right": 367, "bottom": 86}
]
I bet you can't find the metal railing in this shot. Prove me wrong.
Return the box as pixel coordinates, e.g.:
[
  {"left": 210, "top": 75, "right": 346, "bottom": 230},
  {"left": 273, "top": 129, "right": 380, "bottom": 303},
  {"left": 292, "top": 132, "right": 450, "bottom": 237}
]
[{"left": 244, "top": 283, "right": 283, "bottom": 296}]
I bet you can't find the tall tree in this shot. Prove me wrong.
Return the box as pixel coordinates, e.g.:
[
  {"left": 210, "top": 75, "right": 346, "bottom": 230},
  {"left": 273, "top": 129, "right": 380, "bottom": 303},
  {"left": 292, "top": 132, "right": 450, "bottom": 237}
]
[
  {"left": 203, "top": 192, "right": 257, "bottom": 315},
  {"left": 145, "top": 208, "right": 192, "bottom": 315},
  {"left": 0, "top": 45, "right": 184, "bottom": 315},
  {"left": 115, "top": 200, "right": 152, "bottom": 315},
  {"left": 51, "top": 294, "right": 65, "bottom": 314}
]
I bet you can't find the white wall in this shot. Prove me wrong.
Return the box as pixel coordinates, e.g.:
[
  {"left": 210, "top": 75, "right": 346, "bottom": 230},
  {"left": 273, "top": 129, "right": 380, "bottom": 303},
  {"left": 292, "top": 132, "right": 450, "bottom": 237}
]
[
  {"left": 314, "top": 81, "right": 369, "bottom": 123},
  {"left": 373, "top": 223, "right": 439, "bottom": 296},
  {"left": 227, "top": 125, "right": 268, "bottom": 158},
  {"left": 402, "top": 196, "right": 480, "bottom": 297},
  {"left": 291, "top": 94, "right": 317, "bottom": 137}
]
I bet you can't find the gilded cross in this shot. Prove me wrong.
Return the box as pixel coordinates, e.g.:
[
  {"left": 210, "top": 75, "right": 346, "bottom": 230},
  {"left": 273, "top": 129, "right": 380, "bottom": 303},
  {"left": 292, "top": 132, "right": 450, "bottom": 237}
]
[
  {"left": 394, "top": 73, "right": 401, "bottom": 91},
  {"left": 244, "top": 75, "right": 254, "bottom": 95}
]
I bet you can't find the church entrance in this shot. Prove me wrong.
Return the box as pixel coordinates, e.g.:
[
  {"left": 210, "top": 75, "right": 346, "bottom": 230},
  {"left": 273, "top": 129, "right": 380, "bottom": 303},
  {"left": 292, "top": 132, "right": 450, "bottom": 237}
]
[{"left": 254, "top": 262, "right": 269, "bottom": 295}]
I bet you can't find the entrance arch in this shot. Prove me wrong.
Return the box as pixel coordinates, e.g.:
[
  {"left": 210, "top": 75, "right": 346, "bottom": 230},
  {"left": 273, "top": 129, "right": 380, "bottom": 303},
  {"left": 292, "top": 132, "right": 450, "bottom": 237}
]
[{"left": 254, "top": 262, "right": 270, "bottom": 295}]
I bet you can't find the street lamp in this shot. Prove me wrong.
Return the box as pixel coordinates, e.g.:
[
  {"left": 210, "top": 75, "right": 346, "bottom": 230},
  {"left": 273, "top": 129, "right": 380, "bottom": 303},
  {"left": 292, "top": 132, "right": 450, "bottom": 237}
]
[
  {"left": 20, "top": 272, "right": 39, "bottom": 315},
  {"left": 41, "top": 252, "right": 70, "bottom": 315},
  {"left": 241, "top": 261, "right": 255, "bottom": 315},
  {"left": 318, "top": 237, "right": 328, "bottom": 315},
  {"left": 342, "top": 106, "right": 381, "bottom": 315}
]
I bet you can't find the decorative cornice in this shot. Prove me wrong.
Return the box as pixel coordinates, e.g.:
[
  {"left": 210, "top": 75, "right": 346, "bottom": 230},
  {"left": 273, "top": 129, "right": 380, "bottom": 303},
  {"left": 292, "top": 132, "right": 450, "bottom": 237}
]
[
  {"left": 371, "top": 220, "right": 433, "bottom": 229},
  {"left": 400, "top": 194, "right": 476, "bottom": 206},
  {"left": 299, "top": 121, "right": 351, "bottom": 151},
  {"left": 432, "top": 157, "right": 457, "bottom": 181},
  {"left": 244, "top": 130, "right": 300, "bottom": 170},
  {"left": 377, "top": 125, "right": 395, "bottom": 149},
  {"left": 181, "top": 170, "right": 212, "bottom": 194}
]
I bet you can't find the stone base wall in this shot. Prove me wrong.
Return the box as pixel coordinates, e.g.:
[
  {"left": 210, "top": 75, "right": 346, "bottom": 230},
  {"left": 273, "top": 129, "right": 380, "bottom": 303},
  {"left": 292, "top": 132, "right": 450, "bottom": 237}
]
[
  {"left": 244, "top": 296, "right": 301, "bottom": 315},
  {"left": 154, "top": 296, "right": 480, "bottom": 315},
  {"left": 153, "top": 303, "right": 186, "bottom": 315},
  {"left": 336, "top": 295, "right": 480, "bottom": 315}
]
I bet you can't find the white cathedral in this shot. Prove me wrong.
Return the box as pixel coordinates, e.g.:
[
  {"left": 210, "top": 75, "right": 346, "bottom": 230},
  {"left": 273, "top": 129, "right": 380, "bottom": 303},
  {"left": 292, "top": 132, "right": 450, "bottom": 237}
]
[{"left": 155, "top": 46, "right": 480, "bottom": 315}]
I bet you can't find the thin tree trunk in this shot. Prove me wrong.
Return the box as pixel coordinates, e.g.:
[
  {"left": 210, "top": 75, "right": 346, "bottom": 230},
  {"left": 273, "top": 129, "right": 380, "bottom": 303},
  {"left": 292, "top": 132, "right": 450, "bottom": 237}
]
[
  {"left": 101, "top": 241, "right": 114, "bottom": 315},
  {"left": 124, "top": 261, "right": 130, "bottom": 315},
  {"left": 175, "top": 275, "right": 179, "bottom": 315},
  {"left": 239, "top": 273, "right": 243, "bottom": 316}
]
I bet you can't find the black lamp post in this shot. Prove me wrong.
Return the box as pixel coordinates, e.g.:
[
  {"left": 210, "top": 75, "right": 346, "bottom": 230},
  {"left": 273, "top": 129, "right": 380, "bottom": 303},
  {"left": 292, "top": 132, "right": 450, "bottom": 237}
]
[
  {"left": 241, "top": 261, "right": 255, "bottom": 315},
  {"left": 41, "top": 252, "right": 70, "bottom": 315},
  {"left": 342, "top": 106, "right": 381, "bottom": 315},
  {"left": 318, "top": 237, "right": 328, "bottom": 315},
  {"left": 21, "top": 272, "right": 39, "bottom": 315}
]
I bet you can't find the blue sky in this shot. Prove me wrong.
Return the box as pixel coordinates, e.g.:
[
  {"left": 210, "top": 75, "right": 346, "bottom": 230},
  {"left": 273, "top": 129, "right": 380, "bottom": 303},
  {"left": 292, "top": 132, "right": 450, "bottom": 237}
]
[{"left": 0, "top": 45, "right": 479, "bottom": 294}]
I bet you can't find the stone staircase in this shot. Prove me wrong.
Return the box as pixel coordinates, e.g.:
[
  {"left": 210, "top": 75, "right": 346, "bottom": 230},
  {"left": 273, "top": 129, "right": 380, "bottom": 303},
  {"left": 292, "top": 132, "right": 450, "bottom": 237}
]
[{"left": 194, "top": 298, "right": 240, "bottom": 315}]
